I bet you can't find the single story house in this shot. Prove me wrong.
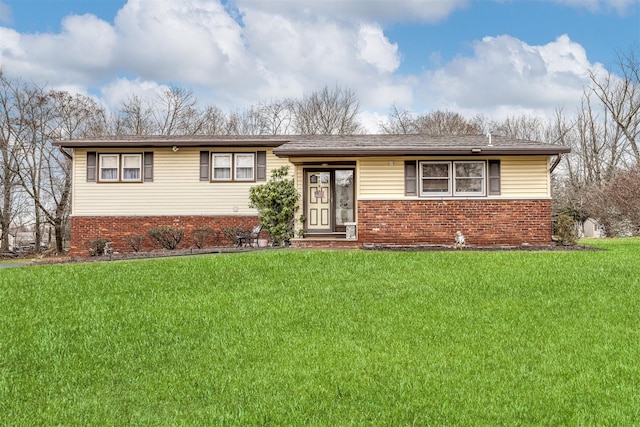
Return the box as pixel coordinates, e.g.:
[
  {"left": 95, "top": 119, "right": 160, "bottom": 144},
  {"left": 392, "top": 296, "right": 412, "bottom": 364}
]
[{"left": 54, "top": 134, "right": 570, "bottom": 255}]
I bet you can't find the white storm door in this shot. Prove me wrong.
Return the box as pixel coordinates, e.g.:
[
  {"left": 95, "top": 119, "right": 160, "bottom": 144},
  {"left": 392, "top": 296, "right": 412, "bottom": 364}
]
[{"left": 307, "top": 172, "right": 331, "bottom": 231}]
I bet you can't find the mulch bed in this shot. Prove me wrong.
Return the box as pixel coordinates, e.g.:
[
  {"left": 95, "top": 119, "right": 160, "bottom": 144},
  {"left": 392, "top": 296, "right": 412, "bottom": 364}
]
[
  {"left": 4, "top": 243, "right": 603, "bottom": 267},
  {"left": 362, "top": 243, "right": 603, "bottom": 251}
]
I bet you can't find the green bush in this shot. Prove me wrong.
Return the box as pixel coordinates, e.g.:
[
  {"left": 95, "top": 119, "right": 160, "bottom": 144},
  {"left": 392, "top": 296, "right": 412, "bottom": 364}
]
[
  {"left": 555, "top": 213, "right": 579, "bottom": 245},
  {"left": 147, "top": 226, "right": 184, "bottom": 250},
  {"left": 249, "top": 166, "right": 299, "bottom": 246}
]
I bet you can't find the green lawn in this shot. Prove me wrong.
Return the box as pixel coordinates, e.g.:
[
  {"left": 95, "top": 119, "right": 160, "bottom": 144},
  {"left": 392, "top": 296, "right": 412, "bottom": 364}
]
[{"left": 1, "top": 239, "right": 639, "bottom": 425}]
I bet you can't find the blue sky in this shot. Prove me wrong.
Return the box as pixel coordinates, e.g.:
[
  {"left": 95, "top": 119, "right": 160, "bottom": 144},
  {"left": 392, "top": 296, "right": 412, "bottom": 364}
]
[{"left": 1, "top": 0, "right": 638, "bottom": 131}]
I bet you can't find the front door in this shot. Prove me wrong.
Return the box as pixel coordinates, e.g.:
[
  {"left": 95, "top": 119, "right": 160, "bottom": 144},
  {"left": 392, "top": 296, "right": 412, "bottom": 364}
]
[
  {"left": 306, "top": 171, "right": 331, "bottom": 232},
  {"left": 305, "top": 169, "right": 355, "bottom": 234}
]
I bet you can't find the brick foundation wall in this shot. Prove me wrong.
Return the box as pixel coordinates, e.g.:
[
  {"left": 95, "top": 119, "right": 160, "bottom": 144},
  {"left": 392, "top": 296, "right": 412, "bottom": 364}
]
[
  {"left": 357, "top": 199, "right": 552, "bottom": 246},
  {"left": 70, "top": 215, "right": 259, "bottom": 256}
]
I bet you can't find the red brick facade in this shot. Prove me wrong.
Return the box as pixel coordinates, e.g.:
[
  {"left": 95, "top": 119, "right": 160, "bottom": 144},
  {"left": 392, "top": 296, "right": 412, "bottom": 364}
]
[
  {"left": 70, "top": 215, "right": 259, "bottom": 256},
  {"left": 357, "top": 199, "right": 552, "bottom": 246},
  {"left": 71, "top": 199, "right": 552, "bottom": 255}
]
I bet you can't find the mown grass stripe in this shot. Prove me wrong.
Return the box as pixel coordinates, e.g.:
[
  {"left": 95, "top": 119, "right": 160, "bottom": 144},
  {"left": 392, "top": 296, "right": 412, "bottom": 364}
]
[{"left": 0, "top": 239, "right": 638, "bottom": 425}]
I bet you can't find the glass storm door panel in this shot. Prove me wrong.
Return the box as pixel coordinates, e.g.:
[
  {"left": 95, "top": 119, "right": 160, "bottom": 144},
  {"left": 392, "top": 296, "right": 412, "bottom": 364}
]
[
  {"left": 334, "top": 170, "right": 354, "bottom": 229},
  {"left": 307, "top": 172, "right": 331, "bottom": 231}
]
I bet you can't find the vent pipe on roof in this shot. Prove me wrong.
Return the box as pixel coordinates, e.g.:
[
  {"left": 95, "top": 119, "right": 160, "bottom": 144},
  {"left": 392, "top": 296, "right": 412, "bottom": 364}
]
[{"left": 486, "top": 132, "right": 493, "bottom": 147}]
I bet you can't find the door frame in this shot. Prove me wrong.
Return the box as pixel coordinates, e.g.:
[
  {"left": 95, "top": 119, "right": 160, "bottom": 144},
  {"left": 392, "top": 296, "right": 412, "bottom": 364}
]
[{"left": 303, "top": 166, "right": 356, "bottom": 236}]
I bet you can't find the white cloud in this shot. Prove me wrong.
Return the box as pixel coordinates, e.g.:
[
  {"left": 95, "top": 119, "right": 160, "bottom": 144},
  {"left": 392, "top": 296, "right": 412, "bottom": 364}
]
[
  {"left": 419, "top": 34, "right": 605, "bottom": 119},
  {"left": 0, "top": 14, "right": 116, "bottom": 85},
  {"left": 0, "top": 0, "right": 615, "bottom": 133},
  {"left": 357, "top": 23, "right": 400, "bottom": 73},
  {"left": 101, "top": 77, "right": 169, "bottom": 111},
  {"left": 233, "top": 0, "right": 469, "bottom": 23},
  {"left": 239, "top": 7, "right": 403, "bottom": 107},
  {"left": 113, "top": 0, "right": 247, "bottom": 86}
]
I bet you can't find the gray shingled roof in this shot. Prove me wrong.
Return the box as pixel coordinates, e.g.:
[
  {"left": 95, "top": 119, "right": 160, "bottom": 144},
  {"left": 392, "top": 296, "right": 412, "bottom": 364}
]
[
  {"left": 273, "top": 134, "right": 570, "bottom": 156},
  {"left": 52, "top": 135, "right": 289, "bottom": 148},
  {"left": 54, "top": 134, "right": 570, "bottom": 156}
]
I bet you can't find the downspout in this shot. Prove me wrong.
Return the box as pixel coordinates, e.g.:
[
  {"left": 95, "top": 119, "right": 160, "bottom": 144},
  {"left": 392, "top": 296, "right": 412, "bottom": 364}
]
[
  {"left": 550, "top": 153, "right": 563, "bottom": 173},
  {"left": 58, "top": 146, "right": 72, "bottom": 160}
]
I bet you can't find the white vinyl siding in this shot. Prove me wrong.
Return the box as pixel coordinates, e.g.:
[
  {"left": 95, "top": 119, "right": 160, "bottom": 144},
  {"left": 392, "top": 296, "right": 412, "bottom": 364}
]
[
  {"left": 358, "top": 156, "right": 550, "bottom": 199},
  {"left": 72, "top": 148, "right": 291, "bottom": 216},
  {"left": 358, "top": 159, "right": 404, "bottom": 197},
  {"left": 500, "top": 157, "right": 549, "bottom": 197}
]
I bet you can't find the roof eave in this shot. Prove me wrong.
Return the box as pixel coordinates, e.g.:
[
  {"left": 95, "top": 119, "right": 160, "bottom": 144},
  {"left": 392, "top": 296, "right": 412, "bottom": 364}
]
[
  {"left": 274, "top": 147, "right": 572, "bottom": 157},
  {"left": 52, "top": 139, "right": 289, "bottom": 149}
]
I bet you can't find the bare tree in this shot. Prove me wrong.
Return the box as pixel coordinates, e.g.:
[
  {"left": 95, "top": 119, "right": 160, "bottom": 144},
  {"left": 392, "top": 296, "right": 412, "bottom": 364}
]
[
  {"left": 118, "top": 94, "right": 155, "bottom": 135},
  {"left": 10, "top": 89, "right": 107, "bottom": 253},
  {"left": 379, "top": 104, "right": 419, "bottom": 134},
  {"left": 151, "top": 86, "right": 206, "bottom": 135},
  {"left": 416, "top": 110, "right": 481, "bottom": 135},
  {"left": 493, "top": 114, "right": 549, "bottom": 141},
  {"left": 293, "top": 86, "right": 363, "bottom": 135},
  {"left": 589, "top": 48, "right": 640, "bottom": 163},
  {"left": 0, "top": 72, "right": 31, "bottom": 251},
  {"left": 228, "top": 106, "right": 268, "bottom": 135},
  {"left": 199, "top": 105, "right": 234, "bottom": 135},
  {"left": 605, "top": 165, "right": 640, "bottom": 234},
  {"left": 379, "top": 107, "right": 481, "bottom": 135},
  {"left": 257, "top": 99, "right": 294, "bottom": 135}
]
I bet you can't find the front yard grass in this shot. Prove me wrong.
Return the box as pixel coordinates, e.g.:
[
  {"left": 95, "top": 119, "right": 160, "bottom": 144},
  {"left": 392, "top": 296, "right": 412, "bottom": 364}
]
[{"left": 1, "top": 239, "right": 638, "bottom": 425}]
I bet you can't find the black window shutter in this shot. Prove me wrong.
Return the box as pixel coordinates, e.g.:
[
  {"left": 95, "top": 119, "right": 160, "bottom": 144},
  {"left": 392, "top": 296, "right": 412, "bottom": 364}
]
[
  {"left": 405, "top": 160, "right": 417, "bottom": 196},
  {"left": 143, "top": 152, "right": 154, "bottom": 182},
  {"left": 488, "top": 160, "right": 501, "bottom": 195},
  {"left": 256, "top": 151, "right": 267, "bottom": 181},
  {"left": 86, "top": 152, "right": 96, "bottom": 182},
  {"left": 200, "top": 151, "right": 209, "bottom": 181}
]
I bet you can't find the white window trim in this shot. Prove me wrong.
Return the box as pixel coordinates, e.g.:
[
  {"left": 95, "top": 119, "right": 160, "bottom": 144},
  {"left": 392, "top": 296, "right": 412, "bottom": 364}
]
[
  {"left": 212, "top": 153, "right": 233, "bottom": 181},
  {"left": 419, "top": 161, "right": 452, "bottom": 196},
  {"left": 121, "top": 154, "right": 143, "bottom": 182},
  {"left": 98, "top": 153, "right": 144, "bottom": 183},
  {"left": 98, "top": 154, "right": 120, "bottom": 182},
  {"left": 418, "top": 160, "right": 488, "bottom": 197},
  {"left": 211, "top": 152, "right": 256, "bottom": 182},
  {"left": 234, "top": 153, "right": 255, "bottom": 181},
  {"left": 453, "top": 161, "right": 486, "bottom": 197}
]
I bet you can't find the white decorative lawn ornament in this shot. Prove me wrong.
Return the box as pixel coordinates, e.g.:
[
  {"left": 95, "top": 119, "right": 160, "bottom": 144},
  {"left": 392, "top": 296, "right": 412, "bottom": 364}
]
[{"left": 454, "top": 231, "right": 465, "bottom": 249}]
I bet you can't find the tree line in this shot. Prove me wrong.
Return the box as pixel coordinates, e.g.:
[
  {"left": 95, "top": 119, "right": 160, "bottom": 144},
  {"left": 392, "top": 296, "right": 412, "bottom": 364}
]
[{"left": 1, "top": 48, "right": 638, "bottom": 253}]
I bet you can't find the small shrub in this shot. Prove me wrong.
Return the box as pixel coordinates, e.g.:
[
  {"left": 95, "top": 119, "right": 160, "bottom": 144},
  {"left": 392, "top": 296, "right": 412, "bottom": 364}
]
[
  {"left": 221, "top": 226, "right": 249, "bottom": 246},
  {"left": 88, "top": 238, "right": 110, "bottom": 256},
  {"left": 555, "top": 214, "right": 579, "bottom": 246},
  {"left": 147, "top": 226, "right": 184, "bottom": 250},
  {"left": 249, "top": 166, "right": 299, "bottom": 246},
  {"left": 123, "top": 234, "right": 146, "bottom": 252},
  {"left": 191, "top": 227, "right": 217, "bottom": 249}
]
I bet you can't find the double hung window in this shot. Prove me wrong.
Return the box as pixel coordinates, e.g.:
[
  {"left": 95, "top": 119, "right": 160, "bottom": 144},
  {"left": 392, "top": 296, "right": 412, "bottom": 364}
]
[
  {"left": 417, "top": 160, "right": 494, "bottom": 197},
  {"left": 99, "top": 154, "right": 120, "bottom": 182},
  {"left": 212, "top": 154, "right": 232, "bottom": 180},
  {"left": 96, "top": 153, "right": 144, "bottom": 182},
  {"left": 453, "top": 161, "right": 485, "bottom": 196},
  {"left": 122, "top": 154, "right": 142, "bottom": 181},
  {"left": 211, "top": 153, "right": 255, "bottom": 181},
  {"left": 420, "top": 162, "right": 451, "bottom": 196}
]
